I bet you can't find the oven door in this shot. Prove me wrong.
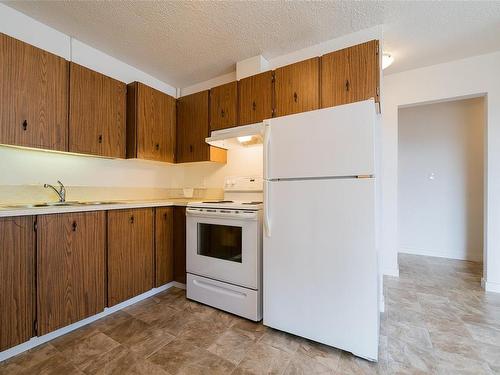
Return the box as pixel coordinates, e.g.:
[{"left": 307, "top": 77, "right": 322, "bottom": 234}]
[{"left": 186, "top": 207, "right": 259, "bottom": 290}]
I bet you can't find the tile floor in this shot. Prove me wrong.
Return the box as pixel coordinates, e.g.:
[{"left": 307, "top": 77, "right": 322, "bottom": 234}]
[{"left": 1, "top": 254, "right": 500, "bottom": 374}]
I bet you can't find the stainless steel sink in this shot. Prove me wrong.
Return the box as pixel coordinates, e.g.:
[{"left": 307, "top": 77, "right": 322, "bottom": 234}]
[{"left": 0, "top": 201, "right": 120, "bottom": 209}]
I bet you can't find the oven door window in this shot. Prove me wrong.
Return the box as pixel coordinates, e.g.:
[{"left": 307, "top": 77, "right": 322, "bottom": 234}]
[{"left": 197, "top": 223, "right": 242, "bottom": 263}]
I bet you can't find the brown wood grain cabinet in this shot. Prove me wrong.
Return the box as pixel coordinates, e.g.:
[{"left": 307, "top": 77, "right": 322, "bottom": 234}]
[
  {"left": 210, "top": 81, "right": 238, "bottom": 131},
  {"left": 321, "top": 40, "right": 380, "bottom": 108},
  {"left": 0, "top": 216, "right": 35, "bottom": 351},
  {"left": 0, "top": 33, "right": 68, "bottom": 152},
  {"left": 127, "top": 82, "right": 176, "bottom": 162},
  {"left": 173, "top": 206, "right": 187, "bottom": 284},
  {"left": 275, "top": 57, "right": 320, "bottom": 117},
  {"left": 176, "top": 90, "right": 227, "bottom": 163},
  {"left": 238, "top": 71, "right": 274, "bottom": 125},
  {"left": 155, "top": 207, "right": 174, "bottom": 287},
  {"left": 107, "top": 208, "right": 154, "bottom": 306},
  {"left": 37, "top": 211, "right": 106, "bottom": 335},
  {"left": 69, "top": 63, "right": 126, "bottom": 158}
]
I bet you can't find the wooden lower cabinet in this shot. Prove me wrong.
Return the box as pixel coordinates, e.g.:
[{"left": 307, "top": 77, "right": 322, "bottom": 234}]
[
  {"left": 155, "top": 207, "right": 174, "bottom": 287},
  {"left": 173, "top": 207, "right": 187, "bottom": 284},
  {"left": 0, "top": 216, "right": 35, "bottom": 351},
  {"left": 37, "top": 212, "right": 106, "bottom": 335},
  {"left": 107, "top": 208, "right": 154, "bottom": 306}
]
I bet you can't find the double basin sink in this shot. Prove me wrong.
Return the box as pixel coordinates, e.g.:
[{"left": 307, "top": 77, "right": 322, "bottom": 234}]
[{"left": 0, "top": 201, "right": 120, "bottom": 209}]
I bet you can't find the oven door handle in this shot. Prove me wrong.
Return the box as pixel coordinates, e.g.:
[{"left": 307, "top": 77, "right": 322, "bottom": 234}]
[{"left": 186, "top": 208, "right": 258, "bottom": 221}]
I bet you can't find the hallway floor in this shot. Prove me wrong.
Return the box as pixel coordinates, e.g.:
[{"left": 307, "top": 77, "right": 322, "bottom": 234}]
[{"left": 1, "top": 254, "right": 499, "bottom": 374}]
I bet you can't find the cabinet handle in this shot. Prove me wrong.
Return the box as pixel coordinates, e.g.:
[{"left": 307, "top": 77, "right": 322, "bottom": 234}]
[
  {"left": 345, "top": 80, "right": 350, "bottom": 92},
  {"left": 252, "top": 101, "right": 257, "bottom": 111},
  {"left": 72, "top": 221, "right": 77, "bottom": 232},
  {"left": 164, "top": 213, "right": 168, "bottom": 220},
  {"left": 155, "top": 143, "right": 160, "bottom": 151},
  {"left": 189, "top": 144, "right": 193, "bottom": 153},
  {"left": 220, "top": 109, "right": 225, "bottom": 118},
  {"left": 98, "top": 134, "right": 103, "bottom": 143},
  {"left": 293, "top": 92, "right": 298, "bottom": 102},
  {"left": 130, "top": 215, "right": 134, "bottom": 224},
  {"left": 22, "top": 120, "right": 28, "bottom": 131}
]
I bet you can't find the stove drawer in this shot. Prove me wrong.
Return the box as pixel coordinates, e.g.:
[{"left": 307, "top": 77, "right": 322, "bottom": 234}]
[{"left": 187, "top": 273, "right": 262, "bottom": 321}]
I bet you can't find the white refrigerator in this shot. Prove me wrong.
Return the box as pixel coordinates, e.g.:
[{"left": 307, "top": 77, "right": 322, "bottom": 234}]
[{"left": 263, "top": 99, "right": 379, "bottom": 361}]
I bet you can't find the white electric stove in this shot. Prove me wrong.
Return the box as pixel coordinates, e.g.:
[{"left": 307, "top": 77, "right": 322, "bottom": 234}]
[{"left": 186, "top": 176, "right": 263, "bottom": 321}]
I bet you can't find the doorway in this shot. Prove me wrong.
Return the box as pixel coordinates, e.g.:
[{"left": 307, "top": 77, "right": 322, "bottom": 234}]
[{"left": 398, "top": 97, "right": 485, "bottom": 267}]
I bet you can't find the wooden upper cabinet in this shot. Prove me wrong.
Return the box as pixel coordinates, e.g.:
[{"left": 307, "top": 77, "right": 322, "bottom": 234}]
[
  {"left": 176, "top": 90, "right": 227, "bottom": 163},
  {"left": 107, "top": 208, "right": 154, "bottom": 306},
  {"left": 0, "top": 33, "right": 68, "bottom": 151},
  {"left": 275, "top": 57, "right": 320, "bottom": 117},
  {"left": 210, "top": 81, "right": 238, "bottom": 131},
  {"left": 0, "top": 216, "right": 35, "bottom": 351},
  {"left": 321, "top": 40, "right": 380, "bottom": 108},
  {"left": 238, "top": 71, "right": 274, "bottom": 125},
  {"left": 69, "top": 63, "right": 126, "bottom": 158},
  {"left": 155, "top": 207, "right": 174, "bottom": 287},
  {"left": 37, "top": 211, "right": 106, "bottom": 335},
  {"left": 127, "top": 82, "right": 176, "bottom": 163}
]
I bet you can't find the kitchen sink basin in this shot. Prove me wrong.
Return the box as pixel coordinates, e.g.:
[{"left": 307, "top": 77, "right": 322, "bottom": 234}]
[{"left": 0, "top": 201, "right": 120, "bottom": 209}]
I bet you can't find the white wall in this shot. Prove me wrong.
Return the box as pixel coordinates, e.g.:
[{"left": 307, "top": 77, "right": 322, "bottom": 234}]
[
  {"left": 398, "top": 98, "right": 484, "bottom": 261},
  {"left": 383, "top": 51, "right": 500, "bottom": 293}
]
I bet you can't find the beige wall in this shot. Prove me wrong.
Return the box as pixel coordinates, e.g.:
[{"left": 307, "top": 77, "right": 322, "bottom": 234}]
[{"left": 398, "top": 97, "right": 484, "bottom": 261}]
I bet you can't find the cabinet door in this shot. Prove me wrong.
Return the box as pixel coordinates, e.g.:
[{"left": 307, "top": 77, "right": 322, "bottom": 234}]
[
  {"left": 275, "top": 57, "right": 319, "bottom": 117},
  {"left": 107, "top": 208, "right": 154, "bottom": 306},
  {"left": 155, "top": 207, "right": 174, "bottom": 287},
  {"left": 176, "top": 91, "right": 209, "bottom": 163},
  {"left": 173, "top": 207, "right": 186, "bottom": 284},
  {"left": 238, "top": 71, "right": 274, "bottom": 125},
  {"left": 0, "top": 216, "right": 35, "bottom": 351},
  {"left": 37, "top": 212, "right": 106, "bottom": 335},
  {"left": 321, "top": 40, "right": 379, "bottom": 108},
  {"left": 0, "top": 33, "right": 68, "bottom": 151},
  {"left": 210, "top": 81, "right": 237, "bottom": 131},
  {"left": 69, "top": 63, "right": 126, "bottom": 158},
  {"left": 127, "top": 82, "right": 176, "bottom": 162}
]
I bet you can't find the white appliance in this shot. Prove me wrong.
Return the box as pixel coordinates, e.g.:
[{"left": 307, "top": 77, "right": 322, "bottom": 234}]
[
  {"left": 186, "top": 176, "right": 263, "bottom": 321},
  {"left": 205, "top": 122, "right": 263, "bottom": 149},
  {"left": 263, "top": 99, "right": 379, "bottom": 361}
]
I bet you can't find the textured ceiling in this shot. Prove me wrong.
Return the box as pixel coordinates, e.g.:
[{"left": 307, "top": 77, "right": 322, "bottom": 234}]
[{"left": 4, "top": 1, "right": 500, "bottom": 88}]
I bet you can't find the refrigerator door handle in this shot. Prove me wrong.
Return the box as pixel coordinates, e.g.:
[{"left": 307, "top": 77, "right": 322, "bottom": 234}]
[
  {"left": 264, "top": 180, "right": 271, "bottom": 237},
  {"left": 263, "top": 123, "right": 271, "bottom": 180}
]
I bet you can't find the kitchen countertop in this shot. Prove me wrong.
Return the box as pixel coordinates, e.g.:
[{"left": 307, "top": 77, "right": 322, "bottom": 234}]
[{"left": 0, "top": 198, "right": 206, "bottom": 218}]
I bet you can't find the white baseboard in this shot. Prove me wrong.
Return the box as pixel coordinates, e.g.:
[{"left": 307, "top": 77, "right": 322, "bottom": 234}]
[
  {"left": 399, "top": 247, "right": 482, "bottom": 262},
  {"left": 382, "top": 267, "right": 399, "bottom": 277},
  {"left": 0, "top": 281, "right": 179, "bottom": 363},
  {"left": 482, "top": 278, "right": 500, "bottom": 293}
]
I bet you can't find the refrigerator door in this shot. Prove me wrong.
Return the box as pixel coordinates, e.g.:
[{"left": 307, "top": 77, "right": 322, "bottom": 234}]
[
  {"left": 264, "top": 99, "right": 375, "bottom": 180},
  {"left": 263, "top": 177, "right": 379, "bottom": 361}
]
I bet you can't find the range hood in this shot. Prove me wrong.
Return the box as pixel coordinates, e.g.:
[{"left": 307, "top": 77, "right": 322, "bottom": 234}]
[{"left": 205, "top": 122, "right": 264, "bottom": 150}]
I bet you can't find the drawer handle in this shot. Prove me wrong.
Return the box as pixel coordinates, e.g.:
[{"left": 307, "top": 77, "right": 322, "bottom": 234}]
[
  {"left": 22, "top": 120, "right": 28, "bottom": 131},
  {"left": 72, "top": 221, "right": 77, "bottom": 232},
  {"left": 193, "top": 279, "right": 247, "bottom": 299}
]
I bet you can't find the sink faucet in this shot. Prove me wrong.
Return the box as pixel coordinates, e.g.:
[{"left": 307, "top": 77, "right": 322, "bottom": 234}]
[{"left": 44, "top": 180, "right": 66, "bottom": 202}]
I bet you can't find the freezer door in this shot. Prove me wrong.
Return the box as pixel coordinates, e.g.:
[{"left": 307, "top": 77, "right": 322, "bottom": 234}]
[
  {"left": 263, "top": 178, "right": 379, "bottom": 361},
  {"left": 264, "top": 99, "right": 375, "bottom": 180}
]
